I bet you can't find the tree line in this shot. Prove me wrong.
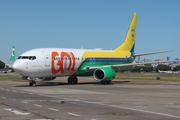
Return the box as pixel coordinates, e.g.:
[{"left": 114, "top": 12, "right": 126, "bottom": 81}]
[
  {"left": 0, "top": 60, "right": 5, "bottom": 69},
  {"left": 120, "top": 64, "right": 180, "bottom": 72},
  {"left": 0, "top": 60, "right": 13, "bottom": 70}
]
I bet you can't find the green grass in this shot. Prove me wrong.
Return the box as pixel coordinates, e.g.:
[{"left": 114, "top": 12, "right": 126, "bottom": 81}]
[
  {"left": 115, "top": 72, "right": 180, "bottom": 82},
  {"left": 0, "top": 73, "right": 22, "bottom": 81},
  {"left": 1, "top": 72, "right": 180, "bottom": 82}
]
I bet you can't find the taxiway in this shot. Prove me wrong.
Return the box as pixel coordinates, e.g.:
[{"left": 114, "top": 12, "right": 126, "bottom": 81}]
[{"left": 0, "top": 77, "right": 180, "bottom": 120}]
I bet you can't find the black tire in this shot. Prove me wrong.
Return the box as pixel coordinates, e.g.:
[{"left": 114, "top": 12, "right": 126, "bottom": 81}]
[
  {"left": 68, "top": 76, "right": 78, "bottom": 84},
  {"left": 68, "top": 77, "right": 73, "bottom": 84},
  {"left": 73, "top": 76, "right": 78, "bottom": 84},
  {"left": 29, "top": 82, "right": 32, "bottom": 86},
  {"left": 106, "top": 81, "right": 111, "bottom": 84},
  {"left": 101, "top": 81, "right": 105, "bottom": 84},
  {"left": 101, "top": 81, "right": 111, "bottom": 84},
  {"left": 32, "top": 81, "right": 36, "bottom": 86},
  {"left": 30, "top": 81, "right": 36, "bottom": 86}
]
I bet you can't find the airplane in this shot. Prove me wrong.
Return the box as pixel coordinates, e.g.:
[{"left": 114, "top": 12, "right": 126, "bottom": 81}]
[
  {"left": 10, "top": 46, "right": 15, "bottom": 61},
  {"left": 12, "top": 13, "right": 180, "bottom": 86}
]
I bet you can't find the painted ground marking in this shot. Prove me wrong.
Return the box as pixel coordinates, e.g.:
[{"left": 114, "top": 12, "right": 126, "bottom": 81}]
[
  {"left": 21, "top": 101, "right": 28, "bottom": 104},
  {"left": 33, "top": 104, "right": 42, "bottom": 107},
  {"left": 12, "top": 90, "right": 17, "bottom": 92},
  {"left": 1, "top": 97, "right": 7, "bottom": 99},
  {"left": 4, "top": 108, "right": 30, "bottom": 115},
  {"left": 68, "top": 112, "right": 80, "bottom": 117},
  {"left": 48, "top": 108, "right": 59, "bottom": 111},
  {"left": 6, "top": 89, "right": 10, "bottom": 91}
]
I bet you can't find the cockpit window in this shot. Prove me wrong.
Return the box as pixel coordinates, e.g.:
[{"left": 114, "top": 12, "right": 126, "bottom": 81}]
[
  {"left": 29, "top": 56, "right": 36, "bottom": 60},
  {"left": 17, "top": 56, "right": 22, "bottom": 59},
  {"left": 29, "top": 56, "right": 33, "bottom": 60},
  {"left": 22, "top": 56, "right": 29, "bottom": 59},
  {"left": 17, "top": 56, "right": 36, "bottom": 60},
  {"left": 33, "top": 56, "right": 36, "bottom": 60}
]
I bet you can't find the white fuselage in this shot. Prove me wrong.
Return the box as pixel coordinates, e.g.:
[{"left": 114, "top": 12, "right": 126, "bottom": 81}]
[
  {"left": 13, "top": 48, "right": 83, "bottom": 77},
  {"left": 13, "top": 48, "right": 114, "bottom": 78}
]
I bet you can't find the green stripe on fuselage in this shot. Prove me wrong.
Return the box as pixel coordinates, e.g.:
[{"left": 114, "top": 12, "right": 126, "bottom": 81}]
[{"left": 73, "top": 57, "right": 135, "bottom": 76}]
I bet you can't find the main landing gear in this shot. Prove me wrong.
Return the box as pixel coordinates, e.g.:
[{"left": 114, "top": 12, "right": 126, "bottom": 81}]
[
  {"left": 68, "top": 76, "right": 78, "bottom": 84},
  {"left": 101, "top": 81, "right": 111, "bottom": 84},
  {"left": 29, "top": 81, "right": 36, "bottom": 86}
]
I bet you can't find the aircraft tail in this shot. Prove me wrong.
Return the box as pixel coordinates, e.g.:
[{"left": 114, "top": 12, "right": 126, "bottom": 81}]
[
  {"left": 114, "top": 13, "right": 138, "bottom": 53},
  {"left": 10, "top": 46, "right": 15, "bottom": 61}
]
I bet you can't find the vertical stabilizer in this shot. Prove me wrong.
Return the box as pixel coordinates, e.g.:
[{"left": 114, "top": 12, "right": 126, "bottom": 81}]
[
  {"left": 115, "top": 13, "right": 138, "bottom": 53},
  {"left": 10, "top": 46, "right": 15, "bottom": 61}
]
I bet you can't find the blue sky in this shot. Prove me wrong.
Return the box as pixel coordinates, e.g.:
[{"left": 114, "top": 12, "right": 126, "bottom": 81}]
[{"left": 1, "top": 0, "right": 180, "bottom": 65}]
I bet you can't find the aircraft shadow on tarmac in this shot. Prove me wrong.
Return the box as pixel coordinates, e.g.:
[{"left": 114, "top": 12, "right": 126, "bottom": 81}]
[{"left": 14, "top": 81, "right": 130, "bottom": 87}]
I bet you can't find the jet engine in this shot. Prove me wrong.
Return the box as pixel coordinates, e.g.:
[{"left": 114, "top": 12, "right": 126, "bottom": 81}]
[{"left": 93, "top": 67, "right": 116, "bottom": 82}]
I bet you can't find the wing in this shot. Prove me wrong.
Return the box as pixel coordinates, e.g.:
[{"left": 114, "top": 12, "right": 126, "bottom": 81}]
[{"left": 84, "top": 60, "right": 180, "bottom": 70}]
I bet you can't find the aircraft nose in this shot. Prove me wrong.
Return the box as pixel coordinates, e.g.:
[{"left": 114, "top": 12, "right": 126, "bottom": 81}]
[{"left": 12, "top": 61, "right": 25, "bottom": 74}]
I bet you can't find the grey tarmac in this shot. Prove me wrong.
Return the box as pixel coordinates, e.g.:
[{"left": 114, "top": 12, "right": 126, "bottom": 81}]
[{"left": 0, "top": 77, "right": 180, "bottom": 120}]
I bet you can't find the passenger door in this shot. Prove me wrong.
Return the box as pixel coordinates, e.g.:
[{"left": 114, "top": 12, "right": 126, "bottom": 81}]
[{"left": 42, "top": 51, "right": 50, "bottom": 67}]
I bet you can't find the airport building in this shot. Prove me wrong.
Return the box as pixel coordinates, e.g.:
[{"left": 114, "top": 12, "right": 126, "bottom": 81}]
[
  {"left": 138, "top": 57, "right": 180, "bottom": 69},
  {"left": 138, "top": 56, "right": 141, "bottom": 63}
]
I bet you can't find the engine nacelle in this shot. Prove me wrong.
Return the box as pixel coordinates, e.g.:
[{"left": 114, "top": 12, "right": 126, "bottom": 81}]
[
  {"left": 93, "top": 67, "right": 116, "bottom": 82},
  {"left": 36, "top": 77, "right": 56, "bottom": 81}
]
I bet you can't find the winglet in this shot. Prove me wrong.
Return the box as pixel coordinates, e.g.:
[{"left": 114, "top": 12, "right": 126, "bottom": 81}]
[{"left": 10, "top": 46, "right": 15, "bottom": 61}]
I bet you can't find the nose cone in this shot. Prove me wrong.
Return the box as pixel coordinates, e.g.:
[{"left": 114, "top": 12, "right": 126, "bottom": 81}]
[{"left": 13, "top": 60, "right": 25, "bottom": 75}]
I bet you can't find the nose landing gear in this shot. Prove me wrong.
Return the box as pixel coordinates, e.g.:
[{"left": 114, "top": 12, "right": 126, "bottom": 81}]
[{"left": 29, "top": 81, "right": 36, "bottom": 86}]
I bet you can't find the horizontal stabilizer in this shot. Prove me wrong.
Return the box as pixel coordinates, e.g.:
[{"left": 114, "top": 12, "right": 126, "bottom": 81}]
[{"left": 133, "top": 50, "right": 174, "bottom": 57}]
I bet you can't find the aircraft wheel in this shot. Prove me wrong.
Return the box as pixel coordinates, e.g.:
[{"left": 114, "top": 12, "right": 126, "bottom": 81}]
[
  {"left": 101, "top": 81, "right": 105, "bottom": 84},
  {"left": 68, "top": 76, "right": 78, "bottom": 84},
  {"left": 106, "top": 81, "right": 111, "bottom": 84},
  {"left": 68, "top": 77, "right": 73, "bottom": 84},
  {"left": 72, "top": 76, "right": 78, "bottom": 84},
  {"left": 101, "top": 81, "right": 111, "bottom": 84},
  {"left": 32, "top": 81, "right": 36, "bottom": 86},
  {"left": 29, "top": 81, "right": 36, "bottom": 86},
  {"left": 29, "top": 81, "right": 33, "bottom": 86}
]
